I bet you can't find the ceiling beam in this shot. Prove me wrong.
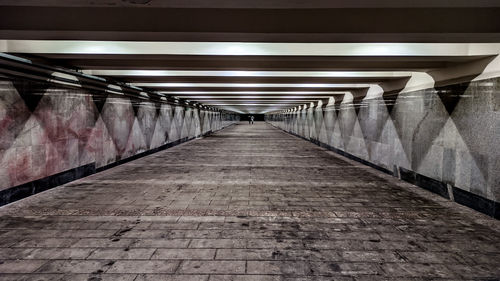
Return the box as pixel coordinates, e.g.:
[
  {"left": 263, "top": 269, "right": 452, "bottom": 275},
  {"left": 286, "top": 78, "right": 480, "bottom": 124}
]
[
  {"left": 1, "top": 7, "right": 499, "bottom": 42},
  {"left": 3, "top": 41, "right": 498, "bottom": 56},
  {"left": 3, "top": 0, "right": 500, "bottom": 8}
]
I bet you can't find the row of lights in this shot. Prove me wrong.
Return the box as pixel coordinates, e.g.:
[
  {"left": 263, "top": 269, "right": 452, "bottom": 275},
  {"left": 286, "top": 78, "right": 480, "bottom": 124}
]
[{"left": 46, "top": 70, "right": 226, "bottom": 113}]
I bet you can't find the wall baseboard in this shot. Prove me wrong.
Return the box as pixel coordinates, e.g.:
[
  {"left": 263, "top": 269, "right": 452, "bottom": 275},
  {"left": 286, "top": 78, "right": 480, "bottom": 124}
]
[
  {"left": 95, "top": 136, "right": 196, "bottom": 173},
  {"left": 0, "top": 163, "right": 96, "bottom": 207},
  {"left": 453, "top": 187, "right": 500, "bottom": 219},
  {"left": 0, "top": 124, "right": 235, "bottom": 207},
  {"left": 269, "top": 123, "right": 499, "bottom": 220},
  {"left": 398, "top": 167, "right": 450, "bottom": 199}
]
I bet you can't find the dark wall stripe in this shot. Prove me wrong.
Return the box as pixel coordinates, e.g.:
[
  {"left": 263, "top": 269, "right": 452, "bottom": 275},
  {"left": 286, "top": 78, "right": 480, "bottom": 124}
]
[
  {"left": 0, "top": 163, "right": 95, "bottom": 207},
  {"left": 399, "top": 167, "right": 450, "bottom": 199},
  {"left": 453, "top": 187, "right": 500, "bottom": 219}
]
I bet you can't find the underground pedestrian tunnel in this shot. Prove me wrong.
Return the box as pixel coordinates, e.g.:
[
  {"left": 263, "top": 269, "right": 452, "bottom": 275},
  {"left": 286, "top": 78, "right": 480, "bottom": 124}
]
[{"left": 0, "top": 1, "right": 499, "bottom": 280}]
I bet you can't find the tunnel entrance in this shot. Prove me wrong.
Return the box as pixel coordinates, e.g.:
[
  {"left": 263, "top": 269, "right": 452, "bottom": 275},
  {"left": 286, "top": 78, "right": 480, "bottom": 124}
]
[{"left": 240, "top": 114, "right": 265, "bottom": 122}]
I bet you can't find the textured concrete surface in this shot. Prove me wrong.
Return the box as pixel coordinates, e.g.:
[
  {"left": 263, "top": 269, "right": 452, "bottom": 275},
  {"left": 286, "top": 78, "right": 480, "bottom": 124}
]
[{"left": 0, "top": 122, "right": 499, "bottom": 280}]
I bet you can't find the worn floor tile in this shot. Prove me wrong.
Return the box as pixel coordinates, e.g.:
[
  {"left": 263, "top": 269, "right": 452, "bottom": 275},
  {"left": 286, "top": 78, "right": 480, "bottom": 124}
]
[
  {"left": 179, "top": 261, "right": 246, "bottom": 274},
  {"left": 152, "top": 248, "right": 216, "bottom": 260},
  {"left": 0, "top": 122, "right": 499, "bottom": 279},
  {"left": 106, "top": 260, "right": 179, "bottom": 274}
]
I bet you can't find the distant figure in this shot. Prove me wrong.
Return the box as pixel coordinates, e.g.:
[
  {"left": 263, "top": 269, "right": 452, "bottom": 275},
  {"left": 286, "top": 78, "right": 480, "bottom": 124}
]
[{"left": 250, "top": 115, "right": 254, "bottom": 124}]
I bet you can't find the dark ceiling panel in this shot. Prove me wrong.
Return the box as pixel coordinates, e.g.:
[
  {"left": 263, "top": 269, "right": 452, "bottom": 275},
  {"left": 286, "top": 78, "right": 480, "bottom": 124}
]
[
  {"left": 3, "top": 0, "right": 500, "bottom": 8},
  {"left": 143, "top": 87, "right": 365, "bottom": 92},
  {"left": 103, "top": 76, "right": 407, "bottom": 84},
  {"left": 1, "top": 6, "right": 499, "bottom": 42},
  {"left": 19, "top": 54, "right": 488, "bottom": 71}
]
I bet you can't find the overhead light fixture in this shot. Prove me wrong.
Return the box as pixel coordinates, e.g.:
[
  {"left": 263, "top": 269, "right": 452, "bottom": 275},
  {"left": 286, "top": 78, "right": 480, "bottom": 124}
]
[
  {"left": 133, "top": 83, "right": 371, "bottom": 88},
  {"left": 83, "top": 70, "right": 413, "bottom": 78},
  {"left": 4, "top": 41, "right": 499, "bottom": 57},
  {"left": 166, "top": 91, "right": 350, "bottom": 95},
  {"left": 106, "top": 84, "right": 123, "bottom": 95},
  {"left": 48, "top": 71, "right": 81, "bottom": 87}
]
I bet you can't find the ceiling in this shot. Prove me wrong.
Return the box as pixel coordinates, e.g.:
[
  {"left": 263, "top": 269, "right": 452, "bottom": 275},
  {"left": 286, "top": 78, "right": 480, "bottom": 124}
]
[{"left": 1, "top": 1, "right": 499, "bottom": 114}]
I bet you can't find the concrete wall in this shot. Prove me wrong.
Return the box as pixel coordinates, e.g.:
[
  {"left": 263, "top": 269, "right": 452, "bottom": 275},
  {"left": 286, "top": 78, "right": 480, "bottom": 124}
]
[
  {"left": 0, "top": 76, "right": 239, "bottom": 194},
  {"left": 267, "top": 77, "right": 500, "bottom": 218}
]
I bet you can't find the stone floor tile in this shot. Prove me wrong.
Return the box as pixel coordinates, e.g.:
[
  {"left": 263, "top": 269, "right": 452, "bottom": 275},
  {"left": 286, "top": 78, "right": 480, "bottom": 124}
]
[
  {"left": 106, "top": 260, "right": 179, "bottom": 274},
  {"left": 179, "top": 261, "right": 246, "bottom": 274},
  {"left": 246, "top": 261, "right": 310, "bottom": 275},
  {"left": 310, "top": 262, "right": 383, "bottom": 275},
  {"left": 188, "top": 239, "right": 246, "bottom": 249},
  {"left": 87, "top": 248, "right": 156, "bottom": 259},
  {"left": 16, "top": 274, "right": 138, "bottom": 281},
  {"left": 0, "top": 122, "right": 499, "bottom": 279},
  {"left": 208, "top": 275, "right": 281, "bottom": 281},
  {"left": 380, "top": 263, "right": 457, "bottom": 278},
  {"left": 0, "top": 260, "right": 47, "bottom": 273},
  {"left": 131, "top": 239, "right": 190, "bottom": 248},
  {"left": 152, "top": 248, "right": 216, "bottom": 260},
  {"left": 35, "top": 260, "right": 109, "bottom": 274},
  {"left": 13, "top": 238, "right": 78, "bottom": 248},
  {"left": 135, "top": 274, "right": 209, "bottom": 281}
]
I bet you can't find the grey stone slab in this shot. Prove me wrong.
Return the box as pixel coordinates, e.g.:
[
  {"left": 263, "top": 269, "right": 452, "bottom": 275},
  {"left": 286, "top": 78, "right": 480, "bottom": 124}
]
[
  {"left": 12, "top": 238, "right": 79, "bottom": 248},
  {"left": 189, "top": 239, "right": 246, "bottom": 249},
  {"left": 106, "top": 261, "right": 179, "bottom": 274},
  {"left": 136, "top": 275, "right": 209, "bottom": 281},
  {"left": 178, "top": 261, "right": 245, "bottom": 274},
  {"left": 208, "top": 275, "right": 281, "bottom": 281},
  {"left": 0, "top": 260, "right": 47, "bottom": 273},
  {"left": 87, "top": 248, "right": 156, "bottom": 260},
  {"left": 152, "top": 248, "right": 216, "bottom": 260},
  {"left": 23, "top": 248, "right": 93, "bottom": 260},
  {"left": 0, "top": 122, "right": 499, "bottom": 280},
  {"left": 35, "top": 260, "right": 109, "bottom": 274},
  {"left": 247, "top": 261, "right": 310, "bottom": 275}
]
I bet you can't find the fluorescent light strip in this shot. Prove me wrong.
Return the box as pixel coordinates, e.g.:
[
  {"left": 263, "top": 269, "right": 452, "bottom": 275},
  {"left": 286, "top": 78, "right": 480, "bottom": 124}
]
[
  {"left": 203, "top": 103, "right": 307, "bottom": 106},
  {"left": 199, "top": 100, "right": 318, "bottom": 102},
  {"left": 165, "top": 91, "right": 350, "bottom": 95},
  {"left": 83, "top": 70, "right": 413, "bottom": 78},
  {"left": 174, "top": 96, "right": 333, "bottom": 99},
  {"left": 136, "top": 83, "right": 370, "bottom": 88},
  {"left": 2, "top": 41, "right": 499, "bottom": 56}
]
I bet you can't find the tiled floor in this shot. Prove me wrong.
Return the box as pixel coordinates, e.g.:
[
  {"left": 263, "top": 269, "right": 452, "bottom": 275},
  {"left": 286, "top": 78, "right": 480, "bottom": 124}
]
[{"left": 0, "top": 122, "right": 499, "bottom": 280}]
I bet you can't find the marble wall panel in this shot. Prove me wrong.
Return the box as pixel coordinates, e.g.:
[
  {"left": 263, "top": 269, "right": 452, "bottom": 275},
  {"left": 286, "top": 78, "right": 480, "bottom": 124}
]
[
  {"left": 0, "top": 81, "right": 41, "bottom": 150},
  {"left": 307, "top": 107, "right": 316, "bottom": 140},
  {"left": 268, "top": 77, "right": 500, "bottom": 205},
  {"left": 181, "top": 108, "right": 192, "bottom": 139},
  {"left": 122, "top": 118, "right": 148, "bottom": 159},
  {"left": 136, "top": 101, "right": 158, "bottom": 149},
  {"left": 100, "top": 97, "right": 135, "bottom": 157},
  {"left": 150, "top": 103, "right": 172, "bottom": 149},
  {"left": 191, "top": 109, "right": 202, "bottom": 137},
  {"left": 0, "top": 77, "right": 238, "bottom": 192},
  {"left": 170, "top": 106, "right": 184, "bottom": 142},
  {"left": 201, "top": 110, "right": 210, "bottom": 134}
]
